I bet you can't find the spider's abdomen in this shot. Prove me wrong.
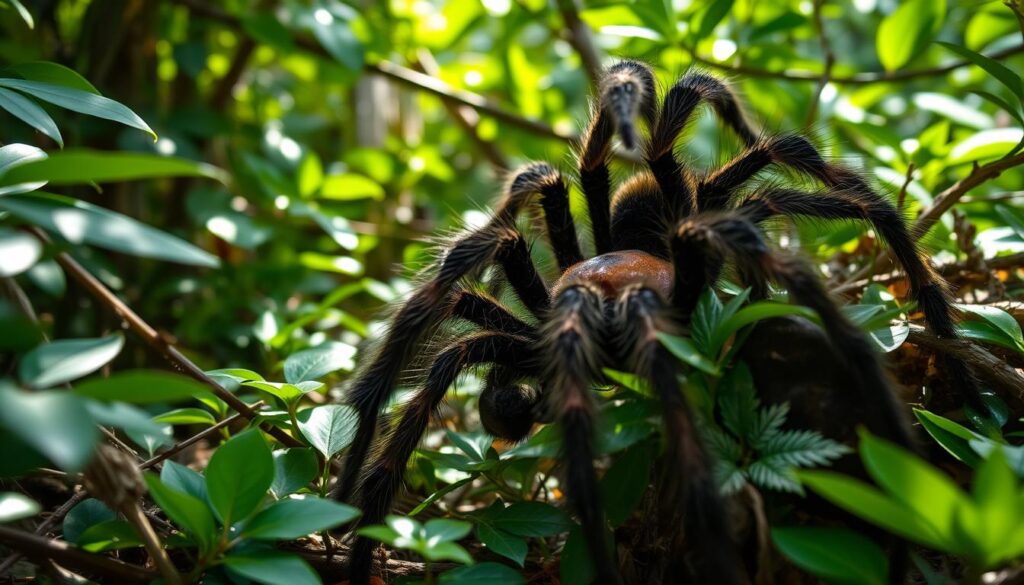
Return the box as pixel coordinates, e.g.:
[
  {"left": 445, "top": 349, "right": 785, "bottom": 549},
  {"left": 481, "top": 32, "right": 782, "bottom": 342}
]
[{"left": 553, "top": 250, "right": 672, "bottom": 300}]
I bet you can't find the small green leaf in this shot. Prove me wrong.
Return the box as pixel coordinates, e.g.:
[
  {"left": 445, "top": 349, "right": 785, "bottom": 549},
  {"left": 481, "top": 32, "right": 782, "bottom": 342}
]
[
  {"left": 0, "top": 193, "right": 219, "bottom": 268},
  {"left": 0, "top": 382, "right": 98, "bottom": 472},
  {"left": 877, "top": 0, "right": 945, "bottom": 71},
  {"left": 956, "top": 304, "right": 1024, "bottom": 350},
  {"left": 440, "top": 562, "right": 525, "bottom": 584},
  {"left": 271, "top": 448, "right": 319, "bottom": 498},
  {"left": 18, "top": 334, "right": 124, "bottom": 389},
  {"left": 0, "top": 78, "right": 155, "bottom": 139},
  {"left": 476, "top": 520, "right": 527, "bottom": 567},
  {"left": 74, "top": 370, "right": 211, "bottom": 404},
  {"left": 493, "top": 501, "right": 573, "bottom": 538},
  {"left": 223, "top": 551, "right": 321, "bottom": 585},
  {"left": 297, "top": 404, "right": 357, "bottom": 458},
  {"left": 160, "top": 460, "right": 207, "bottom": 501},
  {"left": 283, "top": 342, "right": 356, "bottom": 383},
  {"left": 153, "top": 407, "right": 216, "bottom": 426},
  {"left": 144, "top": 474, "right": 216, "bottom": 552},
  {"left": 77, "top": 520, "right": 142, "bottom": 552},
  {"left": 205, "top": 429, "right": 274, "bottom": 525},
  {"left": 0, "top": 87, "right": 62, "bottom": 146},
  {"left": 0, "top": 150, "right": 227, "bottom": 186},
  {"left": 0, "top": 492, "right": 39, "bottom": 523},
  {"left": 245, "top": 381, "right": 322, "bottom": 405},
  {"left": 63, "top": 499, "right": 115, "bottom": 543},
  {"left": 656, "top": 332, "right": 720, "bottom": 375},
  {"left": 0, "top": 228, "right": 42, "bottom": 277},
  {"left": 243, "top": 496, "right": 360, "bottom": 540},
  {"left": 692, "top": 0, "right": 734, "bottom": 41},
  {"left": 914, "top": 409, "right": 984, "bottom": 466},
  {"left": 600, "top": 442, "right": 654, "bottom": 526},
  {"left": 320, "top": 172, "right": 385, "bottom": 200},
  {"left": 424, "top": 518, "right": 472, "bottom": 544},
  {"left": 0, "top": 143, "right": 47, "bottom": 195},
  {"left": 772, "top": 526, "right": 888, "bottom": 585}
]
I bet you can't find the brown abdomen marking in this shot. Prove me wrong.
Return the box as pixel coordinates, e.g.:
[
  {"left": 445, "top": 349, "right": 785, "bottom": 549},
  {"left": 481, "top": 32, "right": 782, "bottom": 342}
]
[{"left": 553, "top": 250, "right": 673, "bottom": 300}]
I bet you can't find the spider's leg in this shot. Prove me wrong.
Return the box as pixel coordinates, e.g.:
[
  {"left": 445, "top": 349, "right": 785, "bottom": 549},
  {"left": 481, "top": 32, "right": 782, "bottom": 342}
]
[
  {"left": 614, "top": 286, "right": 740, "bottom": 584},
  {"left": 516, "top": 162, "right": 583, "bottom": 271},
  {"left": 580, "top": 60, "right": 657, "bottom": 255},
  {"left": 673, "top": 213, "right": 914, "bottom": 446},
  {"left": 541, "top": 284, "right": 621, "bottom": 582},
  {"left": 647, "top": 72, "right": 758, "bottom": 217},
  {"left": 451, "top": 289, "right": 538, "bottom": 338},
  {"left": 609, "top": 173, "right": 672, "bottom": 258},
  {"left": 735, "top": 181, "right": 983, "bottom": 409},
  {"left": 348, "top": 333, "right": 536, "bottom": 585}
]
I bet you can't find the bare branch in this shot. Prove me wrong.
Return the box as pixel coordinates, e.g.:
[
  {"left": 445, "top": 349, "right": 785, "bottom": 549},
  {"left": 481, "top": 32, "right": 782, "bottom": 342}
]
[{"left": 0, "top": 525, "right": 155, "bottom": 584}]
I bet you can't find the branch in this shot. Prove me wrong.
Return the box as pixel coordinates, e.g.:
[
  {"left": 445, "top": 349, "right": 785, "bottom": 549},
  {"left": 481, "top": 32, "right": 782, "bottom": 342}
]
[
  {"left": 803, "top": 0, "right": 835, "bottom": 126},
  {"left": 913, "top": 152, "right": 1024, "bottom": 238},
  {"left": 691, "top": 43, "right": 1024, "bottom": 85},
  {"left": 556, "top": 0, "right": 603, "bottom": 86},
  {"left": 0, "top": 525, "right": 155, "bottom": 584},
  {"left": 906, "top": 324, "right": 1024, "bottom": 408}
]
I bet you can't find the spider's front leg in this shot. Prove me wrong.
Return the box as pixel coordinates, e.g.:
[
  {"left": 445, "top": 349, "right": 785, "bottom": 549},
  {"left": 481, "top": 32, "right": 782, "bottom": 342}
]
[
  {"left": 348, "top": 333, "right": 537, "bottom": 585},
  {"left": 613, "top": 286, "right": 740, "bottom": 584}
]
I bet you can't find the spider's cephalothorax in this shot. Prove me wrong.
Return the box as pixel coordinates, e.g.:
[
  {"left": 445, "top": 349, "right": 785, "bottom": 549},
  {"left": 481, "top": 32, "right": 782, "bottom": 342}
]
[{"left": 337, "top": 61, "right": 980, "bottom": 584}]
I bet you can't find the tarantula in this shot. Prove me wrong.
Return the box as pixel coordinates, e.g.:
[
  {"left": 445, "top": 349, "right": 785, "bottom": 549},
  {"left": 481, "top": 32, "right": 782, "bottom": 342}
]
[{"left": 336, "top": 61, "right": 980, "bottom": 584}]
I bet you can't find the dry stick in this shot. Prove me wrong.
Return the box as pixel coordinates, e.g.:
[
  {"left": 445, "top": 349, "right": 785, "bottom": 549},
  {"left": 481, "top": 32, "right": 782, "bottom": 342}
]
[
  {"left": 690, "top": 43, "right": 1024, "bottom": 85},
  {"left": 838, "top": 250, "right": 1024, "bottom": 292},
  {"left": 139, "top": 409, "right": 251, "bottom": 471},
  {"left": 906, "top": 325, "right": 1024, "bottom": 405},
  {"left": 0, "top": 492, "right": 89, "bottom": 578},
  {"left": 803, "top": 0, "right": 835, "bottom": 127},
  {"left": 0, "top": 525, "right": 155, "bottom": 584},
  {"left": 28, "top": 228, "right": 303, "bottom": 450}
]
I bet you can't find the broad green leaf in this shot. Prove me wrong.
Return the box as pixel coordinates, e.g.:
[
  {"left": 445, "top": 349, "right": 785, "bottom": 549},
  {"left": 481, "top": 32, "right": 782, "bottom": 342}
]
[
  {"left": 243, "top": 496, "right": 360, "bottom": 540},
  {"left": 949, "top": 129, "right": 1024, "bottom": 164},
  {"left": 283, "top": 342, "right": 356, "bottom": 383},
  {"left": 7, "top": 62, "right": 98, "bottom": 93},
  {"left": 493, "top": 501, "right": 573, "bottom": 537},
  {"left": 297, "top": 404, "right": 357, "bottom": 458},
  {"left": 656, "top": 332, "right": 720, "bottom": 375},
  {"left": 0, "top": 382, "right": 97, "bottom": 472},
  {"left": 304, "top": 3, "right": 364, "bottom": 72},
  {"left": 0, "top": 193, "right": 219, "bottom": 268},
  {"left": 245, "top": 381, "right": 322, "bottom": 405},
  {"left": 440, "top": 562, "right": 525, "bottom": 584},
  {"left": 271, "top": 448, "right": 319, "bottom": 498},
  {"left": 160, "top": 460, "right": 207, "bottom": 501},
  {"left": 877, "top": 0, "right": 945, "bottom": 71},
  {"left": 63, "top": 499, "right": 115, "bottom": 543},
  {"left": 560, "top": 526, "right": 596, "bottom": 585},
  {"left": 718, "top": 302, "right": 818, "bottom": 345},
  {"left": 223, "top": 551, "right": 320, "bottom": 585},
  {"left": 692, "top": 0, "right": 734, "bottom": 41},
  {"left": 85, "top": 400, "right": 169, "bottom": 439},
  {"left": 600, "top": 441, "right": 654, "bottom": 526},
  {"left": 297, "top": 152, "right": 323, "bottom": 198},
  {"left": 423, "top": 518, "right": 472, "bottom": 544},
  {"left": 4, "top": 0, "right": 33, "bottom": 28},
  {"left": 0, "top": 228, "right": 41, "bottom": 277},
  {"left": 0, "top": 150, "right": 227, "bottom": 186},
  {"left": 0, "top": 78, "right": 155, "bottom": 139},
  {"left": 601, "top": 368, "right": 653, "bottom": 398},
  {"left": 319, "top": 173, "right": 384, "bottom": 200},
  {"left": 476, "top": 520, "right": 527, "bottom": 567},
  {"left": 771, "top": 526, "right": 888, "bottom": 585},
  {"left": 445, "top": 430, "right": 493, "bottom": 462},
  {"left": 145, "top": 474, "right": 216, "bottom": 552},
  {"left": 971, "top": 449, "right": 1019, "bottom": 559},
  {"left": 956, "top": 304, "right": 1024, "bottom": 349},
  {"left": 0, "top": 87, "right": 62, "bottom": 146},
  {"left": 423, "top": 540, "right": 474, "bottom": 564},
  {"left": 74, "top": 370, "right": 211, "bottom": 404},
  {"left": 153, "top": 407, "right": 216, "bottom": 426},
  {"left": 242, "top": 13, "right": 295, "bottom": 50},
  {"left": 938, "top": 42, "right": 1024, "bottom": 100},
  {"left": 957, "top": 320, "right": 1022, "bottom": 352},
  {"left": 914, "top": 409, "right": 985, "bottom": 467},
  {"left": 18, "top": 334, "right": 124, "bottom": 389},
  {"left": 0, "top": 492, "right": 39, "bottom": 523},
  {"left": 205, "top": 429, "right": 274, "bottom": 525},
  {"left": 869, "top": 322, "right": 910, "bottom": 353},
  {"left": 0, "top": 143, "right": 46, "bottom": 195},
  {"left": 859, "top": 431, "right": 969, "bottom": 543},
  {"left": 797, "top": 470, "right": 947, "bottom": 550},
  {"left": 76, "top": 520, "right": 142, "bottom": 552}
]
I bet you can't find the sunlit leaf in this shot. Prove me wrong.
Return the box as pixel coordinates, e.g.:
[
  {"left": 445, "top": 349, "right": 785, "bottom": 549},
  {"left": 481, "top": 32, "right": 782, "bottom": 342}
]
[
  {"left": 0, "top": 78, "right": 155, "bottom": 139},
  {"left": 0, "top": 87, "right": 62, "bottom": 146},
  {"left": 18, "top": 334, "right": 124, "bottom": 389},
  {"left": 877, "top": 0, "right": 945, "bottom": 71}
]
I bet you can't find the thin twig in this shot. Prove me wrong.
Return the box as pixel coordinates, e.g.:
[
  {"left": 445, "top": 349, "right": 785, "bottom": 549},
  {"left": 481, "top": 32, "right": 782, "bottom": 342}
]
[
  {"left": 0, "top": 525, "right": 155, "bottom": 583},
  {"left": 139, "top": 409, "right": 253, "bottom": 471},
  {"left": 907, "top": 325, "right": 1024, "bottom": 407},
  {"left": 556, "top": 0, "right": 603, "bottom": 86},
  {"left": 896, "top": 162, "right": 915, "bottom": 211},
  {"left": 804, "top": 0, "right": 834, "bottom": 127}
]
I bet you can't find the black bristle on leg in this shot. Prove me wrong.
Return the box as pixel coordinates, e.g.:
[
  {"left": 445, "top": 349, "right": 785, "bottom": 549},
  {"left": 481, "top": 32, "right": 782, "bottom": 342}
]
[
  {"left": 580, "top": 164, "right": 614, "bottom": 255},
  {"left": 495, "top": 231, "right": 550, "bottom": 317},
  {"left": 609, "top": 174, "right": 673, "bottom": 259},
  {"left": 450, "top": 289, "right": 537, "bottom": 338},
  {"left": 348, "top": 334, "right": 535, "bottom": 585}
]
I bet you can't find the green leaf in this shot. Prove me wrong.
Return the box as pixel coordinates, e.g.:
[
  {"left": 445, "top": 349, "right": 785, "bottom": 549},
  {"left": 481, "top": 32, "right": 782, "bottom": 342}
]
[
  {"left": 74, "top": 370, "right": 211, "bottom": 404},
  {"left": 284, "top": 342, "right": 356, "bottom": 383},
  {"left": 956, "top": 303, "right": 1024, "bottom": 350},
  {"left": 304, "top": 3, "right": 364, "bottom": 72},
  {"left": 877, "top": 0, "right": 945, "bottom": 71},
  {"left": 692, "top": 0, "right": 734, "bottom": 41},
  {"left": 869, "top": 322, "right": 910, "bottom": 353},
  {"left": 245, "top": 381, "right": 322, "bottom": 405},
  {"left": 656, "top": 332, "right": 720, "bottom": 375},
  {"left": 771, "top": 526, "right": 888, "bottom": 585},
  {"left": 4, "top": 0, "right": 33, "bottom": 28},
  {"left": 476, "top": 520, "right": 527, "bottom": 567},
  {"left": 949, "top": 129, "right": 1024, "bottom": 164},
  {"left": 0, "top": 143, "right": 47, "bottom": 195},
  {"left": 560, "top": 526, "right": 596, "bottom": 585},
  {"left": 0, "top": 492, "right": 39, "bottom": 523},
  {"left": 144, "top": 474, "right": 216, "bottom": 552},
  {"left": 0, "top": 150, "right": 228, "bottom": 186},
  {"left": 85, "top": 400, "right": 169, "bottom": 439},
  {"left": 600, "top": 442, "right": 654, "bottom": 526},
  {"left": 205, "top": 429, "right": 274, "bottom": 525},
  {"left": 797, "top": 470, "right": 948, "bottom": 550},
  {"left": 7, "top": 62, "right": 99, "bottom": 93},
  {"left": 0, "top": 228, "right": 42, "bottom": 277},
  {"left": 242, "top": 13, "right": 295, "bottom": 50},
  {"left": 938, "top": 42, "right": 1024, "bottom": 100},
  {"left": 719, "top": 302, "right": 818, "bottom": 343},
  {"left": 601, "top": 368, "right": 653, "bottom": 398},
  {"left": 690, "top": 288, "right": 723, "bottom": 356},
  {"left": 914, "top": 409, "right": 984, "bottom": 467},
  {"left": 223, "top": 551, "right": 321, "bottom": 585},
  {"left": 972, "top": 90, "right": 1024, "bottom": 127},
  {"left": 297, "top": 152, "right": 323, "bottom": 198},
  {"left": 320, "top": 172, "right": 385, "bottom": 200},
  {"left": 0, "top": 383, "right": 98, "bottom": 472},
  {"left": 0, "top": 194, "right": 219, "bottom": 268},
  {"left": 243, "top": 496, "right": 360, "bottom": 540},
  {"left": 0, "top": 87, "right": 62, "bottom": 146},
  {"left": 271, "top": 448, "right": 319, "bottom": 498},
  {"left": 957, "top": 320, "right": 1023, "bottom": 352},
  {"left": 445, "top": 430, "right": 493, "bottom": 462},
  {"left": 160, "top": 460, "right": 207, "bottom": 501},
  {"left": 297, "top": 404, "right": 357, "bottom": 458},
  {"left": 63, "top": 499, "right": 115, "bottom": 543},
  {"left": 0, "top": 78, "right": 155, "bottom": 140},
  {"left": 77, "top": 519, "right": 142, "bottom": 552},
  {"left": 971, "top": 448, "right": 1019, "bottom": 559},
  {"left": 424, "top": 518, "right": 472, "bottom": 544},
  {"left": 18, "top": 334, "right": 124, "bottom": 389},
  {"left": 153, "top": 407, "right": 216, "bottom": 426},
  {"left": 424, "top": 540, "right": 474, "bottom": 564},
  {"left": 493, "top": 501, "right": 573, "bottom": 538},
  {"left": 440, "top": 562, "right": 525, "bottom": 585},
  {"left": 718, "top": 362, "right": 758, "bottom": 438}
]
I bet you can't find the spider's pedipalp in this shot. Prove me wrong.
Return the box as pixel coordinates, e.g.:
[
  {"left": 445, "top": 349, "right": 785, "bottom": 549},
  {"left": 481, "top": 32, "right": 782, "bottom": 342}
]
[
  {"left": 541, "top": 284, "right": 620, "bottom": 582},
  {"left": 613, "top": 286, "right": 740, "bottom": 583},
  {"left": 349, "top": 333, "right": 537, "bottom": 585}
]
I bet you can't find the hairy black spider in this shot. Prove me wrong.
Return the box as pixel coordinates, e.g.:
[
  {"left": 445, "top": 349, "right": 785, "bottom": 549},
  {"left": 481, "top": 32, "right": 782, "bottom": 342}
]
[{"left": 337, "top": 61, "right": 980, "bottom": 584}]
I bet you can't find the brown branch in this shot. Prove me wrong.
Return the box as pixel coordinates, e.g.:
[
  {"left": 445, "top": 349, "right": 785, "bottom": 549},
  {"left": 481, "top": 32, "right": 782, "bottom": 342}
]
[
  {"left": 556, "top": 0, "right": 602, "bottom": 86},
  {"left": 691, "top": 43, "right": 1024, "bottom": 85},
  {"left": 0, "top": 525, "right": 155, "bottom": 584},
  {"left": 907, "top": 324, "right": 1024, "bottom": 408},
  {"left": 139, "top": 408, "right": 252, "bottom": 471},
  {"left": 803, "top": 0, "right": 834, "bottom": 127},
  {"left": 913, "top": 152, "right": 1024, "bottom": 238}
]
